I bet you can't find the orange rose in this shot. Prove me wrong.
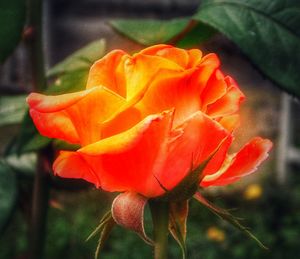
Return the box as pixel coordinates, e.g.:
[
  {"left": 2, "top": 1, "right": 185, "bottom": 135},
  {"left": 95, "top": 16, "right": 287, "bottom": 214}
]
[{"left": 27, "top": 44, "right": 272, "bottom": 198}]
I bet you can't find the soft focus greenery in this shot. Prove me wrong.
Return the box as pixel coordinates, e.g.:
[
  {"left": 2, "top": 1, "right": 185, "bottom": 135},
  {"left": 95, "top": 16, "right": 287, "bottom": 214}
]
[
  {"left": 1, "top": 169, "right": 300, "bottom": 259},
  {"left": 0, "top": 0, "right": 299, "bottom": 258},
  {"left": 0, "top": 0, "right": 26, "bottom": 62}
]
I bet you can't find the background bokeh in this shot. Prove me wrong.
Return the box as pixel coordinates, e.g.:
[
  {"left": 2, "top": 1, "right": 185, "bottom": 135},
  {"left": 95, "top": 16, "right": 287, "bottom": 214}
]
[{"left": 0, "top": 0, "right": 299, "bottom": 258}]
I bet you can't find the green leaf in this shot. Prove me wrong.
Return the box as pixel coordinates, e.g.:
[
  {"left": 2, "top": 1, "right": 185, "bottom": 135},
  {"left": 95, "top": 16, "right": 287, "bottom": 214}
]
[
  {"left": 5, "top": 153, "right": 37, "bottom": 177},
  {"left": 53, "top": 139, "right": 80, "bottom": 151},
  {"left": 194, "top": 192, "right": 268, "bottom": 249},
  {"left": 0, "top": 161, "right": 17, "bottom": 232},
  {"left": 194, "top": 0, "right": 300, "bottom": 96},
  {"left": 0, "top": 0, "right": 26, "bottom": 62},
  {"left": 5, "top": 112, "right": 51, "bottom": 155},
  {"left": 46, "top": 68, "right": 89, "bottom": 95},
  {"left": 110, "top": 18, "right": 190, "bottom": 45},
  {"left": 176, "top": 23, "right": 216, "bottom": 48},
  {"left": 169, "top": 201, "right": 188, "bottom": 259},
  {"left": 47, "top": 39, "right": 106, "bottom": 77},
  {"left": 0, "top": 95, "right": 27, "bottom": 127}
]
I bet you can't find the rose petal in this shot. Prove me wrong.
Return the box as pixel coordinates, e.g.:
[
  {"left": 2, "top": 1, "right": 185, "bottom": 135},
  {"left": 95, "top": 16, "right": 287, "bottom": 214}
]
[
  {"left": 219, "top": 114, "right": 240, "bottom": 132},
  {"left": 201, "top": 137, "right": 273, "bottom": 187},
  {"left": 28, "top": 87, "right": 126, "bottom": 145},
  {"left": 29, "top": 109, "right": 79, "bottom": 144},
  {"left": 187, "top": 49, "right": 203, "bottom": 68},
  {"left": 154, "top": 47, "right": 189, "bottom": 68},
  {"left": 202, "top": 135, "right": 233, "bottom": 177},
  {"left": 140, "top": 44, "right": 202, "bottom": 68},
  {"left": 207, "top": 76, "right": 245, "bottom": 118},
  {"left": 27, "top": 89, "right": 94, "bottom": 113},
  {"left": 154, "top": 111, "right": 230, "bottom": 192},
  {"left": 78, "top": 110, "right": 176, "bottom": 197},
  {"left": 188, "top": 53, "right": 220, "bottom": 99},
  {"left": 102, "top": 67, "right": 193, "bottom": 136},
  {"left": 125, "top": 54, "right": 183, "bottom": 100},
  {"left": 53, "top": 150, "right": 100, "bottom": 186},
  {"left": 135, "top": 68, "right": 200, "bottom": 127},
  {"left": 138, "top": 44, "right": 173, "bottom": 55},
  {"left": 86, "top": 50, "right": 127, "bottom": 97},
  {"left": 201, "top": 69, "right": 227, "bottom": 109}
]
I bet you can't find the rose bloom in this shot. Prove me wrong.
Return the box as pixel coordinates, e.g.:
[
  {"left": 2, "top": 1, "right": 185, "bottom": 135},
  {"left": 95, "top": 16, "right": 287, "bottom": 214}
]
[{"left": 27, "top": 45, "right": 272, "bottom": 198}]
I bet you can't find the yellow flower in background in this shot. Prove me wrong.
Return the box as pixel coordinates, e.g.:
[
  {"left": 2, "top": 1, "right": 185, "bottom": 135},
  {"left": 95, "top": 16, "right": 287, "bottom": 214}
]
[
  {"left": 206, "top": 226, "right": 226, "bottom": 242},
  {"left": 244, "top": 183, "right": 263, "bottom": 200}
]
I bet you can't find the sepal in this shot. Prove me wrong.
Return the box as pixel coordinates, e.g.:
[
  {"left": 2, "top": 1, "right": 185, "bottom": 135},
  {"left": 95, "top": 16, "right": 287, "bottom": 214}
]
[
  {"left": 86, "top": 210, "right": 116, "bottom": 259},
  {"left": 169, "top": 200, "right": 189, "bottom": 259},
  {"left": 156, "top": 140, "right": 224, "bottom": 201},
  {"left": 86, "top": 211, "right": 112, "bottom": 242},
  {"left": 112, "top": 192, "right": 153, "bottom": 245},
  {"left": 194, "top": 191, "right": 267, "bottom": 249},
  {"left": 95, "top": 217, "right": 115, "bottom": 259}
]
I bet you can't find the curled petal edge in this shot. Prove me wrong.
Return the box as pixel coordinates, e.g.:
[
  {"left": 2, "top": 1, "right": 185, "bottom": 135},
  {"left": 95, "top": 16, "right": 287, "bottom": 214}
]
[{"left": 201, "top": 137, "right": 273, "bottom": 187}]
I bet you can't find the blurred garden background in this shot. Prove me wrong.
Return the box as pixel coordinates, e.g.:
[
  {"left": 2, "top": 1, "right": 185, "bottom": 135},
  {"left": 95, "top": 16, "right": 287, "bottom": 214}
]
[{"left": 0, "top": 0, "right": 300, "bottom": 258}]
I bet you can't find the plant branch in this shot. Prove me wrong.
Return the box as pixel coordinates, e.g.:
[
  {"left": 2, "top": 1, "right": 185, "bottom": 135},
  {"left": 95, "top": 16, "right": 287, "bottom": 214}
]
[
  {"left": 26, "top": 0, "right": 49, "bottom": 258},
  {"left": 26, "top": 0, "right": 47, "bottom": 92}
]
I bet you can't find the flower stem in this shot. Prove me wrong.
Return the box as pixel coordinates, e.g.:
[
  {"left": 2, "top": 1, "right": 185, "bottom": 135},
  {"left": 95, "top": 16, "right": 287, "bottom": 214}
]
[
  {"left": 150, "top": 201, "right": 169, "bottom": 259},
  {"left": 26, "top": 0, "right": 49, "bottom": 258}
]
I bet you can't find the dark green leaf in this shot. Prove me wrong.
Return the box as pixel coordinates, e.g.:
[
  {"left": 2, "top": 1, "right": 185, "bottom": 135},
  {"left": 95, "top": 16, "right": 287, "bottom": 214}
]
[
  {"left": 47, "top": 39, "right": 106, "bottom": 77},
  {"left": 0, "top": 95, "right": 27, "bottom": 126},
  {"left": 194, "top": 192, "right": 267, "bottom": 249},
  {"left": 0, "top": 161, "right": 17, "bottom": 232},
  {"left": 177, "top": 23, "right": 216, "bottom": 48},
  {"left": 194, "top": 0, "right": 300, "bottom": 96},
  {"left": 0, "top": 0, "right": 26, "bottom": 62},
  {"left": 5, "top": 112, "right": 51, "bottom": 155},
  {"left": 110, "top": 18, "right": 190, "bottom": 45},
  {"left": 17, "top": 129, "right": 51, "bottom": 154}
]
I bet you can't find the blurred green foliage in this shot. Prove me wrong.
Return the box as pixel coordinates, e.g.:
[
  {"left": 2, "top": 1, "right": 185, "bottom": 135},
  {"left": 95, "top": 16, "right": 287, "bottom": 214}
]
[
  {"left": 0, "top": 161, "right": 17, "bottom": 232},
  {"left": 0, "top": 0, "right": 26, "bottom": 62},
  {"left": 1, "top": 170, "right": 300, "bottom": 259},
  {"left": 0, "top": 0, "right": 299, "bottom": 258}
]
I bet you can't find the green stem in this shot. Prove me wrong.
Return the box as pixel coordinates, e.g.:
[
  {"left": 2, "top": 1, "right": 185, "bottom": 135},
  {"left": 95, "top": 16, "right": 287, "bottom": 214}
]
[
  {"left": 29, "top": 151, "right": 50, "bottom": 259},
  {"left": 150, "top": 201, "right": 169, "bottom": 259},
  {"left": 27, "top": 0, "right": 47, "bottom": 92},
  {"left": 26, "top": 0, "right": 49, "bottom": 258}
]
